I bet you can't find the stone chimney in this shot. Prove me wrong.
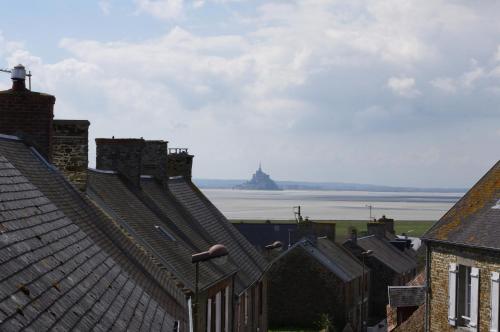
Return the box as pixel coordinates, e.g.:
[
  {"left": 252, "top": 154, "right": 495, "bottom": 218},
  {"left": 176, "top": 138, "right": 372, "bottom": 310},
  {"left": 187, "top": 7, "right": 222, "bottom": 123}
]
[
  {"left": 0, "top": 64, "right": 55, "bottom": 160},
  {"left": 141, "top": 140, "right": 168, "bottom": 184},
  {"left": 95, "top": 138, "right": 145, "bottom": 187},
  {"left": 378, "top": 215, "right": 395, "bottom": 235},
  {"left": 52, "top": 120, "right": 90, "bottom": 191},
  {"left": 167, "top": 148, "right": 193, "bottom": 178},
  {"left": 367, "top": 222, "right": 386, "bottom": 239},
  {"left": 311, "top": 222, "right": 336, "bottom": 242},
  {"left": 349, "top": 227, "right": 358, "bottom": 244}
]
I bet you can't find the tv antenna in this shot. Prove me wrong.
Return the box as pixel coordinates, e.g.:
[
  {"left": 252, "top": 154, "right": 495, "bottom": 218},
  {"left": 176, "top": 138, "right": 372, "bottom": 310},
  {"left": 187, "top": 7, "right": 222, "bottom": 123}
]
[
  {"left": 0, "top": 66, "right": 32, "bottom": 90},
  {"left": 365, "top": 204, "right": 374, "bottom": 220},
  {"left": 293, "top": 205, "right": 303, "bottom": 223}
]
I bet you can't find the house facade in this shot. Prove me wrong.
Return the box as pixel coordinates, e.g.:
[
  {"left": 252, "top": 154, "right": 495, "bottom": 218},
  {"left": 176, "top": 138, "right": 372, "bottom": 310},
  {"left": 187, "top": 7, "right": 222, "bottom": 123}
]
[
  {"left": 422, "top": 161, "right": 500, "bottom": 332},
  {"left": 343, "top": 221, "right": 417, "bottom": 322},
  {"left": 268, "top": 230, "right": 369, "bottom": 331}
]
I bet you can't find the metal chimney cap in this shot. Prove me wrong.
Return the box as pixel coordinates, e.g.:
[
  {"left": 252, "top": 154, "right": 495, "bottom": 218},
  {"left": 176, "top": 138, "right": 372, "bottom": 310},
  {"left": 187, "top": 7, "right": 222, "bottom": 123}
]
[{"left": 11, "top": 64, "right": 26, "bottom": 80}]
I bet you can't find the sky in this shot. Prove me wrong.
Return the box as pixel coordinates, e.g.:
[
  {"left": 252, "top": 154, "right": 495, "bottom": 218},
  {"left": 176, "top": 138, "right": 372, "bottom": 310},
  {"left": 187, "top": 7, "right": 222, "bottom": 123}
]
[{"left": 0, "top": 0, "right": 499, "bottom": 188}]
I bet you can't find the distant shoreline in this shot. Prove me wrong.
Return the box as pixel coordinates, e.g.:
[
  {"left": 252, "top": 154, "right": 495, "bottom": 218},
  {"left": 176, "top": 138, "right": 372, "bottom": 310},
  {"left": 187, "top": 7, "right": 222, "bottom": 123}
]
[{"left": 194, "top": 178, "right": 467, "bottom": 193}]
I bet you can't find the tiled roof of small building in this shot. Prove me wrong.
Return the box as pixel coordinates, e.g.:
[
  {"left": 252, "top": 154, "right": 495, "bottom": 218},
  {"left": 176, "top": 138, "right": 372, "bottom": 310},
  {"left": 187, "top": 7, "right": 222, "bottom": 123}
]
[
  {"left": 87, "top": 171, "right": 237, "bottom": 292},
  {"left": 422, "top": 161, "right": 500, "bottom": 248},
  {"left": 168, "top": 178, "right": 268, "bottom": 294},
  {"left": 388, "top": 286, "right": 425, "bottom": 307},
  {"left": 354, "top": 235, "right": 417, "bottom": 274},
  {"left": 0, "top": 138, "right": 185, "bottom": 331}
]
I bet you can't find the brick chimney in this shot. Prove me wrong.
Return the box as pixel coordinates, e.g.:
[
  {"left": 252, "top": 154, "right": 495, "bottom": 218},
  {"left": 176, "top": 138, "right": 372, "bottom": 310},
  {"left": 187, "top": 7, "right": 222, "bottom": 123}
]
[
  {"left": 0, "top": 64, "right": 55, "bottom": 160},
  {"left": 167, "top": 148, "right": 193, "bottom": 178},
  {"left": 367, "top": 222, "right": 386, "bottom": 239},
  {"left": 52, "top": 120, "right": 90, "bottom": 191},
  {"left": 95, "top": 138, "right": 145, "bottom": 187},
  {"left": 141, "top": 140, "right": 168, "bottom": 184}
]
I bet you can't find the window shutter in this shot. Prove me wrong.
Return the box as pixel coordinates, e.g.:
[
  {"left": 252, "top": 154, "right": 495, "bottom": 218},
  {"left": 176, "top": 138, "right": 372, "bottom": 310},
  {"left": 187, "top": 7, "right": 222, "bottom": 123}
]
[
  {"left": 448, "top": 263, "right": 458, "bottom": 326},
  {"left": 470, "top": 267, "right": 480, "bottom": 330},
  {"left": 492, "top": 272, "right": 500, "bottom": 332}
]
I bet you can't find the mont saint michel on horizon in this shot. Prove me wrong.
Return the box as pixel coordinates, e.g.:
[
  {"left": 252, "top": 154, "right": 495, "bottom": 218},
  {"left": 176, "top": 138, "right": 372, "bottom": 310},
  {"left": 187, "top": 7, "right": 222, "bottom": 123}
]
[{"left": 234, "top": 164, "right": 281, "bottom": 190}]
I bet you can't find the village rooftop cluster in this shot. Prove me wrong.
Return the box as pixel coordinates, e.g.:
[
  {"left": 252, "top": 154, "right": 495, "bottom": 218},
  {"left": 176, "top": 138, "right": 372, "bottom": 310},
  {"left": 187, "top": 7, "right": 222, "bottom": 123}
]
[{"left": 0, "top": 65, "right": 499, "bottom": 332}]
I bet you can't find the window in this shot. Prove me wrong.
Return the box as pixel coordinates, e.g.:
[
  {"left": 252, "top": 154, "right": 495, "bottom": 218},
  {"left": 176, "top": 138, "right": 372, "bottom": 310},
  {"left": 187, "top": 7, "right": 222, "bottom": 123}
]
[
  {"left": 173, "top": 321, "right": 179, "bottom": 332},
  {"left": 448, "top": 263, "right": 479, "bottom": 329},
  {"left": 458, "top": 265, "right": 472, "bottom": 325}
]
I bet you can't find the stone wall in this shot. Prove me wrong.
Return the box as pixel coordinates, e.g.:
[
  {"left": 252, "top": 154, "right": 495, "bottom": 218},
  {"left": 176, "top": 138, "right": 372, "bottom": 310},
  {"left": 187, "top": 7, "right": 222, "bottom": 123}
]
[
  {"left": 52, "top": 120, "right": 89, "bottom": 191},
  {"left": 428, "top": 243, "right": 500, "bottom": 332},
  {"left": 268, "top": 246, "right": 348, "bottom": 330},
  {"left": 0, "top": 86, "right": 55, "bottom": 160},
  {"left": 167, "top": 152, "right": 193, "bottom": 178},
  {"left": 95, "top": 138, "right": 145, "bottom": 187},
  {"left": 141, "top": 140, "right": 168, "bottom": 182}
]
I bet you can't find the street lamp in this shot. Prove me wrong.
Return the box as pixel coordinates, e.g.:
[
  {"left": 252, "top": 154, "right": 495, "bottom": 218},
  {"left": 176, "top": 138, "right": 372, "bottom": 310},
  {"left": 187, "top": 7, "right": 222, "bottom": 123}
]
[
  {"left": 360, "top": 250, "right": 373, "bottom": 332},
  {"left": 264, "top": 241, "right": 283, "bottom": 250},
  {"left": 191, "top": 244, "right": 229, "bottom": 332}
]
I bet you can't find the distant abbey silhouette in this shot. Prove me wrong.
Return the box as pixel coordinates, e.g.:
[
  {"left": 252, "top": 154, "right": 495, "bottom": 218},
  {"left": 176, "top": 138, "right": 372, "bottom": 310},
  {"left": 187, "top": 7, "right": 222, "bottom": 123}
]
[{"left": 235, "top": 163, "right": 281, "bottom": 190}]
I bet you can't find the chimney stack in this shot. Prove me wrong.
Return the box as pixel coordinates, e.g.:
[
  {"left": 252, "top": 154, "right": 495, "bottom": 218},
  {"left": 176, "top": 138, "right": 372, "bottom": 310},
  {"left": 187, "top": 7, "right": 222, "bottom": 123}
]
[
  {"left": 378, "top": 215, "right": 395, "bottom": 235},
  {"left": 349, "top": 227, "right": 358, "bottom": 244},
  {"left": 311, "top": 222, "right": 336, "bottom": 242},
  {"left": 0, "top": 64, "right": 55, "bottom": 160},
  {"left": 52, "top": 120, "right": 90, "bottom": 191},
  {"left": 167, "top": 148, "right": 193, "bottom": 178},
  {"left": 95, "top": 138, "right": 145, "bottom": 187},
  {"left": 141, "top": 140, "right": 168, "bottom": 184},
  {"left": 367, "top": 222, "right": 386, "bottom": 239}
]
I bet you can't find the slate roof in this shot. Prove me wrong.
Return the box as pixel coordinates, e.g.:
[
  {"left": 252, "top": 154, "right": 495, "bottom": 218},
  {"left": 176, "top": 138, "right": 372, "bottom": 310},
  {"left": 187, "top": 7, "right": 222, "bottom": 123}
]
[
  {"left": 0, "top": 137, "right": 185, "bottom": 331},
  {"left": 422, "top": 161, "right": 500, "bottom": 249},
  {"left": 355, "top": 235, "right": 416, "bottom": 274},
  {"left": 232, "top": 223, "right": 299, "bottom": 250},
  {"left": 388, "top": 286, "right": 425, "bottom": 307},
  {"left": 278, "top": 238, "right": 365, "bottom": 282},
  {"left": 87, "top": 171, "right": 236, "bottom": 292},
  {"left": 167, "top": 178, "right": 268, "bottom": 294}
]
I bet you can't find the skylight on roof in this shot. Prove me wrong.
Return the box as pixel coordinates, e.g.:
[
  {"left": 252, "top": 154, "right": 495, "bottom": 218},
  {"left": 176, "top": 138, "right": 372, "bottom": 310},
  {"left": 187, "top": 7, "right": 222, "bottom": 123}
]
[
  {"left": 154, "top": 225, "right": 176, "bottom": 241},
  {"left": 492, "top": 199, "right": 500, "bottom": 209}
]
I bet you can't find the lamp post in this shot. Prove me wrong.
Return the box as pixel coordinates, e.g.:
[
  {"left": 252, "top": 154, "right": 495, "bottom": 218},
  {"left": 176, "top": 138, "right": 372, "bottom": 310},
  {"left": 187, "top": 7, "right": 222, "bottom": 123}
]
[
  {"left": 264, "top": 241, "right": 283, "bottom": 259},
  {"left": 360, "top": 250, "right": 373, "bottom": 332},
  {"left": 191, "top": 244, "right": 229, "bottom": 332}
]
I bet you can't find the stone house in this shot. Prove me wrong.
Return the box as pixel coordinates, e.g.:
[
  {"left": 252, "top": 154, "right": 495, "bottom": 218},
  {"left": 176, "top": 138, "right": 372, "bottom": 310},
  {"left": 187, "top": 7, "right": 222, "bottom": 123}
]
[
  {"left": 343, "top": 221, "right": 417, "bottom": 322},
  {"left": 387, "top": 271, "right": 425, "bottom": 331},
  {"left": 0, "top": 65, "right": 269, "bottom": 331},
  {"left": 0, "top": 66, "right": 186, "bottom": 330},
  {"left": 87, "top": 138, "right": 268, "bottom": 332},
  {"left": 268, "top": 233, "right": 369, "bottom": 331},
  {"left": 422, "top": 161, "right": 500, "bottom": 332}
]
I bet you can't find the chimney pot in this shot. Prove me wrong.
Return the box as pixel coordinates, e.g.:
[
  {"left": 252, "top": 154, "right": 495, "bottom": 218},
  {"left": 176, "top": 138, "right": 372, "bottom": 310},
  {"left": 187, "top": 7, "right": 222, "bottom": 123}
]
[{"left": 11, "top": 64, "right": 26, "bottom": 81}]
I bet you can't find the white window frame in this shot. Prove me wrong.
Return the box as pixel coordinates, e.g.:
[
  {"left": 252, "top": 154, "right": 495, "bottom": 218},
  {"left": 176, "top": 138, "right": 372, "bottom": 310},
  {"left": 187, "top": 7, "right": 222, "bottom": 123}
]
[
  {"left": 469, "top": 267, "right": 479, "bottom": 330},
  {"left": 216, "top": 292, "right": 222, "bottom": 332},
  {"left": 207, "top": 298, "right": 212, "bottom": 332},
  {"left": 225, "top": 286, "right": 230, "bottom": 332}
]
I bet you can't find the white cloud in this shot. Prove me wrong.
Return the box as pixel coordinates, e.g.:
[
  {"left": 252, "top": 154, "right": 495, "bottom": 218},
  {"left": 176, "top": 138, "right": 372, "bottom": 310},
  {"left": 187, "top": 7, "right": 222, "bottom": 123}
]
[
  {"left": 387, "top": 77, "right": 420, "bottom": 98},
  {"left": 98, "top": 0, "right": 112, "bottom": 15},
  {"left": 134, "top": 0, "right": 184, "bottom": 20},
  {"left": 1, "top": 0, "right": 500, "bottom": 187},
  {"left": 430, "top": 77, "right": 457, "bottom": 94}
]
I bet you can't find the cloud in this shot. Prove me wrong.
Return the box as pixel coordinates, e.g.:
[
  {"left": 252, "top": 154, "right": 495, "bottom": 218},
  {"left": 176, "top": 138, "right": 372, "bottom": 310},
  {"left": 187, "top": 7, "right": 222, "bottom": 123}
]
[
  {"left": 2, "top": 0, "right": 500, "bottom": 187},
  {"left": 387, "top": 77, "right": 420, "bottom": 98},
  {"left": 98, "top": 0, "right": 112, "bottom": 15},
  {"left": 134, "top": 0, "right": 184, "bottom": 20}
]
